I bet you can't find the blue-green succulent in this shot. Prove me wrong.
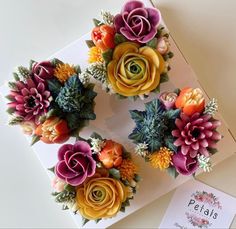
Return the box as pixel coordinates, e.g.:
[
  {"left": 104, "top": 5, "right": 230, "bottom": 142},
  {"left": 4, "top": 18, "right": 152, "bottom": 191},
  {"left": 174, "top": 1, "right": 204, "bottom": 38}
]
[{"left": 129, "top": 99, "right": 180, "bottom": 153}]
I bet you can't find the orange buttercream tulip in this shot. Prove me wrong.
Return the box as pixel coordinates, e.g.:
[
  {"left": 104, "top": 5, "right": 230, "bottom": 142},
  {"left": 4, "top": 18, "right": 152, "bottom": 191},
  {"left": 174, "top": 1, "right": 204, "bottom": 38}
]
[
  {"left": 175, "top": 87, "right": 205, "bottom": 116},
  {"left": 98, "top": 140, "right": 123, "bottom": 169},
  {"left": 91, "top": 25, "right": 115, "bottom": 51},
  {"left": 35, "top": 117, "right": 69, "bottom": 144}
]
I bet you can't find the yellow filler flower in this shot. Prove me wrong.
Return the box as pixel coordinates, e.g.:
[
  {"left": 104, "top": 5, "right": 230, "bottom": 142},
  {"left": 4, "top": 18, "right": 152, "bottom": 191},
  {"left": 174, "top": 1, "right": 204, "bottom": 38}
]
[
  {"left": 148, "top": 147, "right": 173, "bottom": 170},
  {"left": 54, "top": 63, "right": 76, "bottom": 83},
  {"left": 88, "top": 46, "right": 103, "bottom": 63},
  {"left": 118, "top": 159, "right": 137, "bottom": 182}
]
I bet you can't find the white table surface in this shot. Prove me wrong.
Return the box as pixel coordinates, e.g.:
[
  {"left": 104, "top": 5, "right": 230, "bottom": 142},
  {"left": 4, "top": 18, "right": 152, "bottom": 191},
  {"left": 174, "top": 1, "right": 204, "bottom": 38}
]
[{"left": 0, "top": 0, "right": 235, "bottom": 228}]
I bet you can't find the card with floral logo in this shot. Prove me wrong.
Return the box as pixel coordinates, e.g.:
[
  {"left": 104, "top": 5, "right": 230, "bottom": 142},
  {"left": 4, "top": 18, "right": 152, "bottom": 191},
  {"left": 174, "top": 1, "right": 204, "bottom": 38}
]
[{"left": 159, "top": 180, "right": 236, "bottom": 229}]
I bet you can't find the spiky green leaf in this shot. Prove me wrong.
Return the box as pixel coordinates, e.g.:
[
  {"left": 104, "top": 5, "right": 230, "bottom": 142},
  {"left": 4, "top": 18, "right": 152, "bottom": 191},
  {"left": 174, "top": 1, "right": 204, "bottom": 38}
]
[
  {"left": 134, "top": 174, "right": 142, "bottom": 182},
  {"left": 167, "top": 167, "right": 179, "bottom": 178},
  {"left": 160, "top": 73, "right": 169, "bottom": 83},
  {"left": 85, "top": 40, "right": 95, "bottom": 48},
  {"left": 47, "top": 78, "right": 62, "bottom": 98},
  {"left": 93, "top": 18, "right": 104, "bottom": 27},
  {"left": 31, "top": 134, "right": 40, "bottom": 146},
  {"left": 82, "top": 217, "right": 90, "bottom": 226},
  {"left": 13, "top": 72, "right": 20, "bottom": 81},
  {"left": 114, "top": 33, "right": 127, "bottom": 45},
  {"left": 90, "top": 132, "right": 103, "bottom": 140},
  {"left": 102, "top": 49, "right": 113, "bottom": 64},
  {"left": 29, "top": 59, "right": 36, "bottom": 71},
  {"left": 165, "top": 109, "right": 180, "bottom": 120},
  {"left": 146, "top": 37, "right": 158, "bottom": 49},
  {"left": 109, "top": 168, "right": 121, "bottom": 180},
  {"left": 48, "top": 166, "right": 55, "bottom": 174},
  {"left": 50, "top": 58, "right": 63, "bottom": 67}
]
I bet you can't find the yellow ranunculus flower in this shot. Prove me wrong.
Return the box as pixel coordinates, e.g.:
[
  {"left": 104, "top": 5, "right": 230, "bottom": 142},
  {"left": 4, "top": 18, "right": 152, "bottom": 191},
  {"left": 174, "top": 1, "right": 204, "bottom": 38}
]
[
  {"left": 76, "top": 177, "right": 127, "bottom": 220},
  {"left": 107, "top": 42, "right": 165, "bottom": 96}
]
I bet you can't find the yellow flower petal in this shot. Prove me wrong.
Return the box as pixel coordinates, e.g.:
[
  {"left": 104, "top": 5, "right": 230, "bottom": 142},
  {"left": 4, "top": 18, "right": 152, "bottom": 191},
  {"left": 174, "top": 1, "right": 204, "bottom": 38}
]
[{"left": 113, "top": 42, "right": 140, "bottom": 60}]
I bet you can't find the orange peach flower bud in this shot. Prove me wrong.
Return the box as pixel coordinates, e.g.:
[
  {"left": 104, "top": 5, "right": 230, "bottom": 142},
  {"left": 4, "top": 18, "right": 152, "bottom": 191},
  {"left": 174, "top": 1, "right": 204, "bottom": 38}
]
[
  {"left": 175, "top": 87, "right": 205, "bottom": 116},
  {"left": 91, "top": 25, "right": 115, "bottom": 51},
  {"left": 98, "top": 140, "right": 123, "bottom": 169},
  {"left": 35, "top": 117, "right": 69, "bottom": 144}
]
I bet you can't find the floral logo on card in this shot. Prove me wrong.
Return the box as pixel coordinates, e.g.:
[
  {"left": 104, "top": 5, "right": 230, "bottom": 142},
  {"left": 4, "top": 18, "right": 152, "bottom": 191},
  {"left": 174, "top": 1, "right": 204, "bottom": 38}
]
[
  {"left": 192, "top": 191, "right": 222, "bottom": 209},
  {"left": 185, "top": 212, "right": 211, "bottom": 228}
]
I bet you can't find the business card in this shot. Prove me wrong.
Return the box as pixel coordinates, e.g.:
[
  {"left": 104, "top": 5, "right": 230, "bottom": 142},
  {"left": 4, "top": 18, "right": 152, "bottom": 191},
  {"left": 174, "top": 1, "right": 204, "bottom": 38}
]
[{"left": 160, "top": 179, "right": 236, "bottom": 228}]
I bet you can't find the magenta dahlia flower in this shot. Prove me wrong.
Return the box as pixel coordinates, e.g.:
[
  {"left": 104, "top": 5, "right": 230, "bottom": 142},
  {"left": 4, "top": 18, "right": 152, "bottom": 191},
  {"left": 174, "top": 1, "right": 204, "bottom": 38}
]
[
  {"left": 172, "top": 112, "right": 221, "bottom": 158},
  {"left": 7, "top": 77, "right": 52, "bottom": 124},
  {"left": 114, "top": 0, "right": 161, "bottom": 43},
  {"left": 55, "top": 141, "right": 96, "bottom": 186}
]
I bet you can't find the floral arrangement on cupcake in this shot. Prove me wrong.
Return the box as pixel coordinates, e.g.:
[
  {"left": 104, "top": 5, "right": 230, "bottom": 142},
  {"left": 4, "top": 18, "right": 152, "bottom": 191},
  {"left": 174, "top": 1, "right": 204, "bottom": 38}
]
[
  {"left": 128, "top": 87, "right": 222, "bottom": 177},
  {"left": 6, "top": 59, "right": 97, "bottom": 145},
  {"left": 84, "top": 0, "right": 173, "bottom": 100},
  {"left": 49, "top": 133, "right": 140, "bottom": 225}
]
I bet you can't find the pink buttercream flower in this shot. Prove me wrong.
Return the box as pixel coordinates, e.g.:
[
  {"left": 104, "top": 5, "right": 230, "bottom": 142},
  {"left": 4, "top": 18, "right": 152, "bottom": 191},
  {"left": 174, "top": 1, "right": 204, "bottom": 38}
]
[
  {"left": 55, "top": 141, "right": 96, "bottom": 186},
  {"left": 159, "top": 92, "right": 177, "bottom": 110},
  {"left": 114, "top": 0, "right": 161, "bottom": 43},
  {"left": 156, "top": 37, "right": 170, "bottom": 55},
  {"left": 20, "top": 121, "right": 36, "bottom": 135},
  {"left": 172, "top": 112, "right": 221, "bottom": 158},
  {"left": 51, "top": 176, "right": 66, "bottom": 192},
  {"left": 7, "top": 77, "right": 52, "bottom": 125}
]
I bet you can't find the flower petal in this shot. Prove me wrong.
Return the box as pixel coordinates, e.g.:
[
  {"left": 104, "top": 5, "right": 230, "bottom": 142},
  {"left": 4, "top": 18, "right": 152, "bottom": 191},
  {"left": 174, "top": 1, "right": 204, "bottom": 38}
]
[
  {"left": 58, "top": 144, "right": 73, "bottom": 160},
  {"left": 73, "top": 141, "right": 92, "bottom": 155}
]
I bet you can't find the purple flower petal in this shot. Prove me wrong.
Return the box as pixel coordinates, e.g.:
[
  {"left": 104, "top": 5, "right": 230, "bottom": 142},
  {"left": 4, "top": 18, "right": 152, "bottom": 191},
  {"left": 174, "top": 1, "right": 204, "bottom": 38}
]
[
  {"left": 123, "top": 0, "right": 144, "bottom": 12},
  {"left": 86, "top": 156, "right": 96, "bottom": 176},
  {"left": 147, "top": 8, "right": 161, "bottom": 26},
  {"left": 137, "top": 27, "right": 156, "bottom": 43},
  {"left": 120, "top": 28, "right": 137, "bottom": 40},
  {"left": 58, "top": 144, "right": 73, "bottom": 160},
  {"left": 73, "top": 141, "right": 92, "bottom": 155},
  {"left": 56, "top": 161, "right": 76, "bottom": 179},
  {"left": 114, "top": 14, "right": 124, "bottom": 32},
  {"left": 66, "top": 172, "right": 87, "bottom": 186}
]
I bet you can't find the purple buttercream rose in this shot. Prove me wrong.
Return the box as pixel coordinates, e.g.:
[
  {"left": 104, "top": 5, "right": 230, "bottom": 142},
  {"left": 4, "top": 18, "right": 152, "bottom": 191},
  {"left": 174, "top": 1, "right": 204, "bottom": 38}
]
[
  {"left": 32, "top": 61, "right": 54, "bottom": 81},
  {"left": 55, "top": 141, "right": 96, "bottom": 186},
  {"left": 172, "top": 152, "right": 198, "bottom": 175},
  {"left": 114, "top": 0, "right": 161, "bottom": 43}
]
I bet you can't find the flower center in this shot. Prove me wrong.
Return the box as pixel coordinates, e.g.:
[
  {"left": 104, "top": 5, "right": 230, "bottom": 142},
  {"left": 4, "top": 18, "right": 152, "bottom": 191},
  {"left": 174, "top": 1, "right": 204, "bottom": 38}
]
[
  {"left": 129, "top": 62, "right": 141, "bottom": 74},
  {"left": 91, "top": 187, "right": 105, "bottom": 201},
  {"left": 27, "top": 96, "right": 36, "bottom": 107},
  {"left": 191, "top": 128, "right": 201, "bottom": 139}
]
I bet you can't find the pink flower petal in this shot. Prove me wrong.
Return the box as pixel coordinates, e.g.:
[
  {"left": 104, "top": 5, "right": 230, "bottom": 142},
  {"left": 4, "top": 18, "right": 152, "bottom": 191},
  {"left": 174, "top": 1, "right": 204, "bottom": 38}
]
[
  {"left": 191, "top": 142, "right": 199, "bottom": 150},
  {"left": 200, "top": 139, "right": 208, "bottom": 147},
  {"left": 175, "top": 118, "right": 184, "bottom": 130},
  {"left": 172, "top": 129, "right": 180, "bottom": 137},
  {"left": 211, "top": 131, "right": 221, "bottom": 140},
  {"left": 174, "top": 138, "right": 184, "bottom": 147},
  {"left": 181, "top": 145, "right": 190, "bottom": 155}
]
